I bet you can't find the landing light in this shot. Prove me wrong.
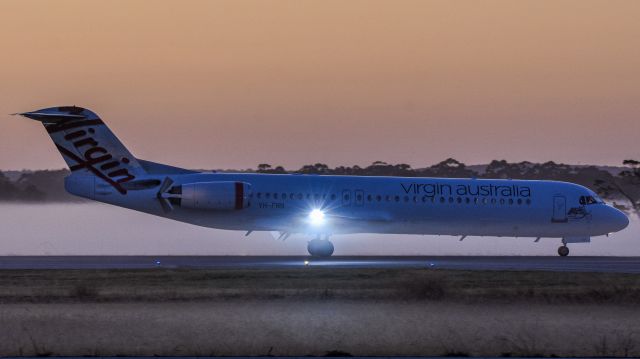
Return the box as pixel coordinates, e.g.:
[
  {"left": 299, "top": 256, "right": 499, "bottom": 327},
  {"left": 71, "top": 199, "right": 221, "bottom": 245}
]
[{"left": 309, "top": 209, "right": 325, "bottom": 225}]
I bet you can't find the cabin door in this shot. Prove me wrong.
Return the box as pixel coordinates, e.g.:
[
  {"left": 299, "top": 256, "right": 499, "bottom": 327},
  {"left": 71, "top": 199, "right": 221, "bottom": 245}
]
[{"left": 552, "top": 195, "right": 568, "bottom": 223}]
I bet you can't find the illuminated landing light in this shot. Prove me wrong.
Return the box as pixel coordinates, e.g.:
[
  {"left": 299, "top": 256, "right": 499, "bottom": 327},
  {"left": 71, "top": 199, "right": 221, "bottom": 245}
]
[
  {"left": 304, "top": 260, "right": 310, "bottom": 266},
  {"left": 309, "top": 209, "right": 326, "bottom": 225}
]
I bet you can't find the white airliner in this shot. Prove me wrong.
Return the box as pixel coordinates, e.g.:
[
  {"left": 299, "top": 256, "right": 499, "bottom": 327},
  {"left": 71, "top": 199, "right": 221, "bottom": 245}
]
[{"left": 17, "top": 106, "right": 629, "bottom": 257}]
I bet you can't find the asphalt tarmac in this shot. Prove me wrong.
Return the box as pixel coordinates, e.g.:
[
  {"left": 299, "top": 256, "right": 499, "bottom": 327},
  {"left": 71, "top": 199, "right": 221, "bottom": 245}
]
[
  {"left": 0, "top": 256, "right": 639, "bottom": 273},
  {"left": 0, "top": 357, "right": 588, "bottom": 359}
]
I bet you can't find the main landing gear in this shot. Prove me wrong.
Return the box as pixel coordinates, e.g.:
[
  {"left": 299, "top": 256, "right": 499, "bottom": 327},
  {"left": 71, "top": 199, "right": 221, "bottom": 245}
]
[
  {"left": 307, "top": 236, "right": 334, "bottom": 257},
  {"left": 557, "top": 245, "right": 570, "bottom": 257}
]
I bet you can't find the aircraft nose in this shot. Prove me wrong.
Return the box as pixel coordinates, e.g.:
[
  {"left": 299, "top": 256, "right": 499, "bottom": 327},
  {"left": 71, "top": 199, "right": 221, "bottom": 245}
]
[{"left": 607, "top": 206, "right": 629, "bottom": 233}]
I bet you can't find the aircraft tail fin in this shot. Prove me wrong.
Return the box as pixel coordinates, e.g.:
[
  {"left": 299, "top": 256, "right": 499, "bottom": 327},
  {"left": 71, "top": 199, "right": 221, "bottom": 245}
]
[{"left": 19, "top": 106, "right": 145, "bottom": 194}]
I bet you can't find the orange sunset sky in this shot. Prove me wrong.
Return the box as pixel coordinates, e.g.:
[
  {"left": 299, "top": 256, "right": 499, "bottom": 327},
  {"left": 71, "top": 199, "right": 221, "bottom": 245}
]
[{"left": 1, "top": 0, "right": 639, "bottom": 170}]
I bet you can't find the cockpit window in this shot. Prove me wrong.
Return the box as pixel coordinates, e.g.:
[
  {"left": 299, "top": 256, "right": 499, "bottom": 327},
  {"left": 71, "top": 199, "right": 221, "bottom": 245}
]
[{"left": 580, "top": 195, "right": 602, "bottom": 205}]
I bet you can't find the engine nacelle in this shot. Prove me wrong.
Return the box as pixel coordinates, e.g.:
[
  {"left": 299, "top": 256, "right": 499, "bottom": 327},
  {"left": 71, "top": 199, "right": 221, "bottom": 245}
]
[
  {"left": 307, "top": 239, "right": 335, "bottom": 257},
  {"left": 174, "top": 181, "right": 252, "bottom": 210}
]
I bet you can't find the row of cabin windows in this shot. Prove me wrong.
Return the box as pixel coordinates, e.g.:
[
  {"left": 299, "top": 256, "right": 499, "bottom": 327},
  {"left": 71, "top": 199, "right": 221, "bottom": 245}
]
[
  {"left": 254, "top": 192, "right": 336, "bottom": 200},
  {"left": 252, "top": 192, "right": 532, "bottom": 206}
]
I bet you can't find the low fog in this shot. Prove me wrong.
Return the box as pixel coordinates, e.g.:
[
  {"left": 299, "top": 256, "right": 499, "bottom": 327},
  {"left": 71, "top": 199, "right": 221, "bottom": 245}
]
[{"left": 1, "top": 203, "right": 637, "bottom": 256}]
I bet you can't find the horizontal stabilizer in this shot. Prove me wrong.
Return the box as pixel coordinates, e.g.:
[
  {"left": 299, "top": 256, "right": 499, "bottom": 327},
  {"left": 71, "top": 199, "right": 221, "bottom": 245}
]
[{"left": 19, "top": 111, "right": 87, "bottom": 122}]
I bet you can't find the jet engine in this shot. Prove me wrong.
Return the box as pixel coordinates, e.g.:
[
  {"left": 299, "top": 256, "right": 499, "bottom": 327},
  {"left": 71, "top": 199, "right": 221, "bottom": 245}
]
[
  {"left": 307, "top": 239, "right": 335, "bottom": 257},
  {"left": 158, "top": 180, "right": 252, "bottom": 211}
]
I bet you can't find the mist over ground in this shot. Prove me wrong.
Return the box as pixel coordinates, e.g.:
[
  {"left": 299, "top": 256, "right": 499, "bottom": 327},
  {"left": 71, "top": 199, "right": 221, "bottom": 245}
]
[{"left": 1, "top": 203, "right": 637, "bottom": 256}]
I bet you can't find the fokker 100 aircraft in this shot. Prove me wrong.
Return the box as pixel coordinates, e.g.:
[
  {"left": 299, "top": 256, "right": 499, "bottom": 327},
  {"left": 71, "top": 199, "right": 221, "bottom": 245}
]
[{"left": 16, "top": 106, "right": 629, "bottom": 257}]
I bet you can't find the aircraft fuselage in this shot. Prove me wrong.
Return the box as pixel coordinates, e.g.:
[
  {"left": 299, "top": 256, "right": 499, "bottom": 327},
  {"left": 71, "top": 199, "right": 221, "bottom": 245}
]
[{"left": 67, "top": 172, "right": 628, "bottom": 239}]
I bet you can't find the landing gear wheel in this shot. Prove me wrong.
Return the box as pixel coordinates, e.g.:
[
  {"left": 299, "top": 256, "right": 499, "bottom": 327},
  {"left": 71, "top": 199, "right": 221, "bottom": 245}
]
[{"left": 558, "top": 245, "right": 569, "bottom": 257}]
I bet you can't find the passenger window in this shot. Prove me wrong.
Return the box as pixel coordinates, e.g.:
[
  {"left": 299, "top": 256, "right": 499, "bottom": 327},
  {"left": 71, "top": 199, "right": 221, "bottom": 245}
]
[
  {"left": 266, "top": 193, "right": 271, "bottom": 199},
  {"left": 526, "top": 199, "right": 532, "bottom": 205},
  {"left": 509, "top": 198, "right": 514, "bottom": 205},
  {"left": 500, "top": 198, "right": 505, "bottom": 205},
  {"left": 273, "top": 193, "right": 278, "bottom": 199},
  {"left": 282, "top": 193, "right": 286, "bottom": 199},
  {"left": 482, "top": 198, "right": 488, "bottom": 204},
  {"left": 357, "top": 194, "right": 363, "bottom": 201},
  {"left": 440, "top": 197, "right": 445, "bottom": 203},
  {"left": 457, "top": 197, "right": 462, "bottom": 204},
  {"left": 367, "top": 194, "right": 372, "bottom": 202},
  {"left": 257, "top": 192, "right": 262, "bottom": 199},
  {"left": 297, "top": 193, "right": 303, "bottom": 200},
  {"left": 289, "top": 193, "right": 294, "bottom": 200},
  {"left": 376, "top": 195, "right": 382, "bottom": 202},
  {"left": 517, "top": 198, "right": 522, "bottom": 205},
  {"left": 449, "top": 197, "right": 454, "bottom": 203},
  {"left": 330, "top": 194, "right": 336, "bottom": 200},
  {"left": 404, "top": 196, "right": 409, "bottom": 202},
  {"left": 395, "top": 195, "right": 400, "bottom": 202},
  {"left": 465, "top": 197, "right": 470, "bottom": 204},
  {"left": 386, "top": 195, "right": 391, "bottom": 202},
  {"left": 491, "top": 198, "right": 496, "bottom": 204},
  {"left": 344, "top": 194, "right": 350, "bottom": 201}
]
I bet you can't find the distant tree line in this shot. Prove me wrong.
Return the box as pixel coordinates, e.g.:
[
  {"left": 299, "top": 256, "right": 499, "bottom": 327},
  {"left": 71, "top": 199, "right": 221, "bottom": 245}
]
[
  {"left": 0, "top": 169, "right": 75, "bottom": 202},
  {"left": 0, "top": 171, "right": 45, "bottom": 201},
  {"left": 1, "top": 159, "right": 639, "bottom": 215}
]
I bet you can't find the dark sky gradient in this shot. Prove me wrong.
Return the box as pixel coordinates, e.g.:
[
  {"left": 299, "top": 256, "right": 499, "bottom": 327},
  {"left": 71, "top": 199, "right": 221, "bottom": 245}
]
[{"left": 2, "top": 0, "right": 639, "bottom": 170}]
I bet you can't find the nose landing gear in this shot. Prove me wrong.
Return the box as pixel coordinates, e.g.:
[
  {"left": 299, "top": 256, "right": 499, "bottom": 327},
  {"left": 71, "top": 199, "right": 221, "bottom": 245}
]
[
  {"left": 557, "top": 236, "right": 590, "bottom": 256},
  {"left": 558, "top": 237, "right": 570, "bottom": 257},
  {"left": 557, "top": 245, "right": 569, "bottom": 257}
]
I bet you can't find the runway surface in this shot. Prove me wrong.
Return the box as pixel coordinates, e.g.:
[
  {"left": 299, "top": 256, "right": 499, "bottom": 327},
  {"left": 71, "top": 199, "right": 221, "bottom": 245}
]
[
  {"left": 0, "top": 256, "right": 639, "bottom": 273},
  {"left": 0, "top": 358, "right": 580, "bottom": 359},
  {"left": 0, "top": 357, "right": 581, "bottom": 359}
]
